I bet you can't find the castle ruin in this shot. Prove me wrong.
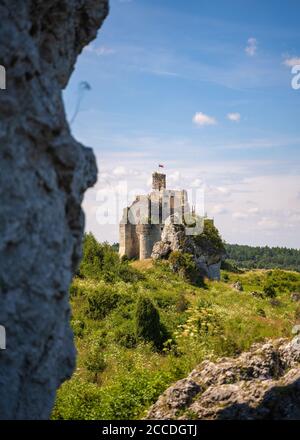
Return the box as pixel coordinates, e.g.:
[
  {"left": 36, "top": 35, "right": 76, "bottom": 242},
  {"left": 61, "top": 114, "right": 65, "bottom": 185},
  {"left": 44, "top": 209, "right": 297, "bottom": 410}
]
[{"left": 119, "top": 171, "right": 192, "bottom": 260}]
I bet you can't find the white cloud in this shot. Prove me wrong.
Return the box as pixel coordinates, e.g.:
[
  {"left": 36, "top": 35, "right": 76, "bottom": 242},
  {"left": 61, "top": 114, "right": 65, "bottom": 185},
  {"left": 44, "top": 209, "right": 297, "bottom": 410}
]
[
  {"left": 258, "top": 217, "right": 280, "bottom": 230},
  {"left": 216, "top": 186, "right": 231, "bottom": 195},
  {"left": 211, "top": 204, "right": 228, "bottom": 215},
  {"left": 248, "top": 207, "right": 259, "bottom": 214},
  {"left": 191, "top": 178, "right": 204, "bottom": 188},
  {"left": 113, "top": 166, "right": 127, "bottom": 176},
  {"left": 84, "top": 45, "right": 115, "bottom": 56},
  {"left": 283, "top": 57, "right": 300, "bottom": 67},
  {"left": 232, "top": 207, "right": 259, "bottom": 220},
  {"left": 227, "top": 112, "right": 241, "bottom": 122},
  {"left": 193, "top": 112, "right": 217, "bottom": 126},
  {"left": 245, "top": 38, "right": 257, "bottom": 56},
  {"left": 140, "top": 67, "right": 179, "bottom": 77},
  {"left": 168, "top": 171, "right": 181, "bottom": 183},
  {"left": 232, "top": 212, "right": 249, "bottom": 220}
]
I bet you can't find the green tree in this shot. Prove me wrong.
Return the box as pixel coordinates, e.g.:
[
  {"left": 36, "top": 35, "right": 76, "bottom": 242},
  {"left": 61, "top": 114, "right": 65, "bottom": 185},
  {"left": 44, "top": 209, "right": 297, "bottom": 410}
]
[
  {"left": 79, "top": 232, "right": 142, "bottom": 283},
  {"left": 87, "top": 286, "right": 121, "bottom": 320},
  {"left": 79, "top": 232, "right": 106, "bottom": 279},
  {"left": 194, "top": 220, "right": 225, "bottom": 254},
  {"left": 224, "top": 243, "right": 300, "bottom": 272},
  {"left": 135, "top": 296, "right": 163, "bottom": 349},
  {"left": 84, "top": 341, "right": 106, "bottom": 383}
]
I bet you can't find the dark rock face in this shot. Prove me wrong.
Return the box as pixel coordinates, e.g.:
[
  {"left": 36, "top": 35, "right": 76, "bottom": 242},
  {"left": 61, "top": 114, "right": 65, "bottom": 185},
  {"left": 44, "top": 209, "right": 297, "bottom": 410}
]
[
  {"left": 146, "top": 336, "right": 300, "bottom": 420},
  {"left": 0, "top": 0, "right": 108, "bottom": 419}
]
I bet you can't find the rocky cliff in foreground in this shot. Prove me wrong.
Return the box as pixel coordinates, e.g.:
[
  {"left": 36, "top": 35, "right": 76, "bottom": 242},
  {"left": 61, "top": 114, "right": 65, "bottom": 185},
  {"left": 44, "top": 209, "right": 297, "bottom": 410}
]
[
  {"left": 0, "top": 0, "right": 108, "bottom": 419},
  {"left": 147, "top": 336, "right": 300, "bottom": 419}
]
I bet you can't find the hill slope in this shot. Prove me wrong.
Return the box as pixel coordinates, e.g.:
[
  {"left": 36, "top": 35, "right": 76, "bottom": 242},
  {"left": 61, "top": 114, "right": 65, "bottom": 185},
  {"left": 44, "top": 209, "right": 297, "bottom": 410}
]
[{"left": 52, "top": 239, "right": 300, "bottom": 420}]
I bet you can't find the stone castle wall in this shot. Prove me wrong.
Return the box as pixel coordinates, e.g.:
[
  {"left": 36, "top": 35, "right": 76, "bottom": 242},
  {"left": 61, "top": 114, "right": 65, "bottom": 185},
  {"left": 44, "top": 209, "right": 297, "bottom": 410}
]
[{"left": 119, "top": 172, "right": 190, "bottom": 260}]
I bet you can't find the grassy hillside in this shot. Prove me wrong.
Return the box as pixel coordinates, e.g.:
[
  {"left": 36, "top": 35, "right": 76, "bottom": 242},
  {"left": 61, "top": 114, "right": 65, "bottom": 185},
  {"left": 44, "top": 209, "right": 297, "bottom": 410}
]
[{"left": 52, "top": 237, "right": 300, "bottom": 420}]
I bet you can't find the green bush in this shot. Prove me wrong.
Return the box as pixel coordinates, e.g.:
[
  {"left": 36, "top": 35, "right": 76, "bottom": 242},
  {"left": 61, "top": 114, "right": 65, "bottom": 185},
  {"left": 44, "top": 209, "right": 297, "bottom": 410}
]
[
  {"left": 194, "top": 220, "right": 225, "bottom": 254},
  {"left": 97, "top": 369, "right": 177, "bottom": 419},
  {"left": 222, "top": 272, "right": 230, "bottom": 282},
  {"left": 113, "top": 320, "right": 137, "bottom": 348},
  {"left": 135, "top": 296, "right": 164, "bottom": 349},
  {"left": 263, "top": 284, "right": 277, "bottom": 298},
  {"left": 256, "top": 308, "right": 266, "bottom": 318},
  {"left": 84, "top": 344, "right": 106, "bottom": 381},
  {"left": 79, "top": 233, "right": 142, "bottom": 283},
  {"left": 175, "top": 294, "right": 190, "bottom": 312},
  {"left": 69, "top": 283, "right": 89, "bottom": 298},
  {"left": 52, "top": 379, "right": 103, "bottom": 420},
  {"left": 87, "top": 286, "right": 121, "bottom": 320},
  {"left": 71, "top": 319, "right": 85, "bottom": 338},
  {"left": 168, "top": 251, "right": 203, "bottom": 285}
]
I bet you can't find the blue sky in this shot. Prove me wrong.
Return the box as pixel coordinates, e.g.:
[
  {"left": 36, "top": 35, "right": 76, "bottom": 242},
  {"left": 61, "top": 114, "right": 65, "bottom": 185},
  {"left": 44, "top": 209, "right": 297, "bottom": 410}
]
[{"left": 63, "top": 0, "right": 300, "bottom": 247}]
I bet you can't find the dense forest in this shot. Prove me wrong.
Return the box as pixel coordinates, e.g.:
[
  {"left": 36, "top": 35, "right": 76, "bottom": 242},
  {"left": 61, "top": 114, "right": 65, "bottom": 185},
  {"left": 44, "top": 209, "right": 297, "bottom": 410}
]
[
  {"left": 113, "top": 242, "right": 300, "bottom": 272},
  {"left": 225, "top": 244, "right": 300, "bottom": 272}
]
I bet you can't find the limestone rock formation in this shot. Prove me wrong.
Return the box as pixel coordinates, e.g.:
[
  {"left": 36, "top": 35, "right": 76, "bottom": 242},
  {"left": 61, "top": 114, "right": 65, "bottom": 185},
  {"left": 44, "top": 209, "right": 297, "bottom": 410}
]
[
  {"left": 232, "top": 281, "right": 243, "bottom": 291},
  {"left": 291, "top": 292, "right": 300, "bottom": 302},
  {"left": 0, "top": 0, "right": 108, "bottom": 419},
  {"left": 151, "top": 215, "right": 225, "bottom": 280},
  {"left": 146, "top": 336, "right": 300, "bottom": 420}
]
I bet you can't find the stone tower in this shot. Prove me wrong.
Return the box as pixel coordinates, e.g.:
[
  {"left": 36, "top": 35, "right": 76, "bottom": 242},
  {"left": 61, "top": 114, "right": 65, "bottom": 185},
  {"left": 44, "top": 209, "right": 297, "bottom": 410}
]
[{"left": 152, "top": 172, "right": 166, "bottom": 191}]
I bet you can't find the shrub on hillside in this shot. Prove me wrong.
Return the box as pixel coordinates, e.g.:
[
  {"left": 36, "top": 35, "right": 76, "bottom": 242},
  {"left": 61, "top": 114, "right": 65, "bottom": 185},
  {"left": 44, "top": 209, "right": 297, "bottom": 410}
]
[
  {"left": 113, "top": 320, "right": 137, "bottom": 348},
  {"left": 168, "top": 251, "right": 204, "bottom": 286},
  {"left": 221, "top": 272, "right": 230, "bottom": 282},
  {"left": 263, "top": 283, "right": 277, "bottom": 298},
  {"left": 135, "top": 296, "right": 166, "bottom": 350},
  {"left": 256, "top": 308, "right": 266, "bottom": 318},
  {"left": 194, "top": 220, "right": 225, "bottom": 254},
  {"left": 71, "top": 319, "right": 85, "bottom": 338},
  {"left": 79, "top": 233, "right": 142, "bottom": 283},
  {"left": 175, "top": 304, "right": 222, "bottom": 351},
  {"left": 175, "top": 294, "right": 190, "bottom": 312},
  {"left": 53, "top": 368, "right": 178, "bottom": 420},
  {"left": 52, "top": 379, "right": 103, "bottom": 420},
  {"left": 84, "top": 345, "right": 106, "bottom": 382},
  {"left": 87, "top": 286, "right": 121, "bottom": 320}
]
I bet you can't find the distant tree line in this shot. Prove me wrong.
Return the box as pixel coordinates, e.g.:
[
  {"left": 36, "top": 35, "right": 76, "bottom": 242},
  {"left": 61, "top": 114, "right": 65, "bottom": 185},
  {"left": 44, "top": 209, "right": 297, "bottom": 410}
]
[
  {"left": 225, "top": 244, "right": 300, "bottom": 272},
  {"left": 109, "top": 241, "right": 300, "bottom": 272}
]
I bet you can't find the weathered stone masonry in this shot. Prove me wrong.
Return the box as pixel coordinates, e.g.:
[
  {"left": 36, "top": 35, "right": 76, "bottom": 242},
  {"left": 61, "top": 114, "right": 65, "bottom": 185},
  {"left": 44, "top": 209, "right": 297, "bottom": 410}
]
[{"left": 119, "top": 172, "right": 190, "bottom": 260}]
